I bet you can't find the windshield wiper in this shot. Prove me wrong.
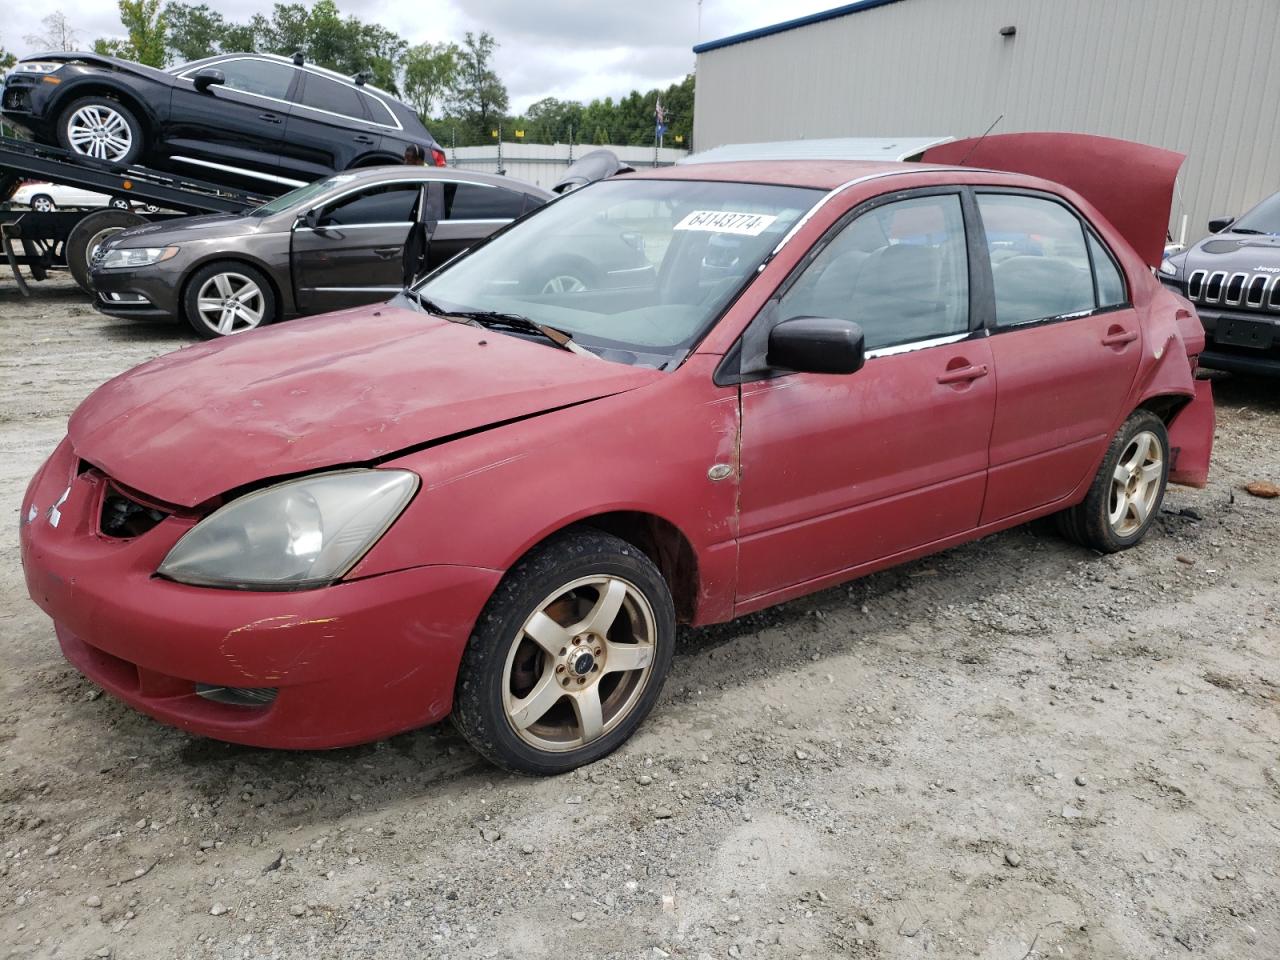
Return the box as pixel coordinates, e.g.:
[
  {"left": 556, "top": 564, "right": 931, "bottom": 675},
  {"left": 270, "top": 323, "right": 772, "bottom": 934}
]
[
  {"left": 1230, "top": 227, "right": 1267, "bottom": 235},
  {"left": 445, "top": 309, "right": 595, "bottom": 358}
]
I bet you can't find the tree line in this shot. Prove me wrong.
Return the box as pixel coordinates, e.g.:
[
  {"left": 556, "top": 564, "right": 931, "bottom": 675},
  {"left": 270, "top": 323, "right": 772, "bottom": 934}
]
[{"left": 11, "top": 4, "right": 695, "bottom": 150}]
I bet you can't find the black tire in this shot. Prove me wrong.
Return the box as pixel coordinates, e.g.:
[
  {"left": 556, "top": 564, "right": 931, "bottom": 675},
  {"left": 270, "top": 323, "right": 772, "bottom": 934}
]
[
  {"left": 108, "top": 197, "right": 131, "bottom": 210},
  {"left": 65, "top": 209, "right": 147, "bottom": 294},
  {"left": 0, "top": 173, "right": 18, "bottom": 203},
  {"left": 30, "top": 193, "right": 56, "bottom": 212},
  {"left": 1057, "top": 409, "right": 1170, "bottom": 553},
  {"left": 453, "top": 529, "right": 677, "bottom": 776},
  {"left": 181, "top": 260, "right": 278, "bottom": 339},
  {"left": 56, "top": 96, "right": 145, "bottom": 167}
]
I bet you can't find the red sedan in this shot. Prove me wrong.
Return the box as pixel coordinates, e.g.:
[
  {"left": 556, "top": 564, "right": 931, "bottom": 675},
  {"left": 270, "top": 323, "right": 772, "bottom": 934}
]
[{"left": 20, "top": 133, "right": 1214, "bottom": 775}]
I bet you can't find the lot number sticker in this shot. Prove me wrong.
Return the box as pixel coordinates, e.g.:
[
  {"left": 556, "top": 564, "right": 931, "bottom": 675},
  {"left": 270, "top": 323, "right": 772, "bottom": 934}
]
[{"left": 674, "top": 210, "right": 778, "bottom": 236}]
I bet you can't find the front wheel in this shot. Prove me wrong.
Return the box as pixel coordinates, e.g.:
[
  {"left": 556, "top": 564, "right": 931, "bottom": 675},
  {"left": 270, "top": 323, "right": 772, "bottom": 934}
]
[
  {"left": 56, "top": 96, "right": 144, "bottom": 167},
  {"left": 453, "top": 529, "right": 676, "bottom": 775},
  {"left": 1057, "top": 409, "right": 1169, "bottom": 552},
  {"left": 30, "top": 193, "right": 57, "bottom": 212},
  {"left": 182, "top": 261, "right": 277, "bottom": 338}
]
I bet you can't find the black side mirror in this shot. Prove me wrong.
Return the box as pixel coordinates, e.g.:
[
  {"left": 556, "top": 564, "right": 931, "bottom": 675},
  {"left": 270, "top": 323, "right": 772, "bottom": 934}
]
[
  {"left": 767, "top": 316, "right": 865, "bottom": 375},
  {"left": 295, "top": 208, "right": 320, "bottom": 230},
  {"left": 1208, "top": 216, "right": 1234, "bottom": 234},
  {"left": 193, "top": 68, "right": 225, "bottom": 93}
]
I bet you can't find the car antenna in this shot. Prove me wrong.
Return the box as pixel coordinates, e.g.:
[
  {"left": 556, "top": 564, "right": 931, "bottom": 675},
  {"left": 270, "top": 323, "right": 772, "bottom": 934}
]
[
  {"left": 292, "top": 51, "right": 305, "bottom": 66},
  {"left": 957, "top": 114, "right": 1004, "bottom": 166}
]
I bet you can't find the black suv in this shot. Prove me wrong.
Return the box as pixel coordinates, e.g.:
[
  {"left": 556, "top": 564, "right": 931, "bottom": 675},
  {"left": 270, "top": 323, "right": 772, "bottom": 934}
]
[
  {"left": 2, "top": 51, "right": 445, "bottom": 192},
  {"left": 1160, "top": 191, "right": 1280, "bottom": 376}
]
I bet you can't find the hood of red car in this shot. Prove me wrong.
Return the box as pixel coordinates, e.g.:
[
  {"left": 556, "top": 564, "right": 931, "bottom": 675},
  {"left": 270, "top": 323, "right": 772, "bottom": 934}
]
[
  {"left": 922, "top": 132, "right": 1185, "bottom": 268},
  {"left": 68, "top": 305, "right": 663, "bottom": 507}
]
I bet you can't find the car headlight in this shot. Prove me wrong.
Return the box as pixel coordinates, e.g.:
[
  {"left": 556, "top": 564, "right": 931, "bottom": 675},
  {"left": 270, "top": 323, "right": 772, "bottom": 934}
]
[
  {"left": 12, "top": 61, "right": 63, "bottom": 75},
  {"left": 97, "top": 246, "right": 179, "bottom": 270},
  {"left": 1159, "top": 257, "right": 1180, "bottom": 277},
  {"left": 157, "top": 470, "right": 418, "bottom": 590}
]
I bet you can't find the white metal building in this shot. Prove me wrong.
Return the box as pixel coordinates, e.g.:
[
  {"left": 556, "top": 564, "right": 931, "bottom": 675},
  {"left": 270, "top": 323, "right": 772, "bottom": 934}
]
[
  {"left": 692, "top": 0, "right": 1280, "bottom": 244},
  {"left": 449, "top": 143, "right": 688, "bottom": 190}
]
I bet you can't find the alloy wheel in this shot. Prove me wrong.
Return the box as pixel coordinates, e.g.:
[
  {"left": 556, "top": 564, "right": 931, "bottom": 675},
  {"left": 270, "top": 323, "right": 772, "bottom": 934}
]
[
  {"left": 502, "top": 575, "right": 657, "bottom": 752},
  {"left": 541, "top": 274, "right": 587, "bottom": 294},
  {"left": 1108, "top": 429, "right": 1163, "bottom": 537},
  {"left": 195, "top": 272, "right": 267, "bottom": 336},
  {"left": 32, "top": 195, "right": 56, "bottom": 212},
  {"left": 66, "top": 105, "right": 134, "bottom": 162}
]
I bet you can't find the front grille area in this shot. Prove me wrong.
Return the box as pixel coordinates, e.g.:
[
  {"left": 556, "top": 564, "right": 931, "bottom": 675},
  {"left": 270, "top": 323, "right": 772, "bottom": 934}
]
[
  {"left": 100, "top": 484, "right": 168, "bottom": 538},
  {"left": 1187, "top": 269, "right": 1280, "bottom": 311}
]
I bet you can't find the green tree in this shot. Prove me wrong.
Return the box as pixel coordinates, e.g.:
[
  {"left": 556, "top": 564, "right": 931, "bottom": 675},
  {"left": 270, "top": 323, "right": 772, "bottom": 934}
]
[
  {"left": 403, "top": 41, "right": 458, "bottom": 117},
  {"left": 119, "top": 0, "right": 168, "bottom": 66},
  {"left": 1, "top": 33, "right": 19, "bottom": 68},
  {"left": 163, "top": 3, "right": 226, "bottom": 62},
  {"left": 446, "top": 32, "right": 508, "bottom": 140}
]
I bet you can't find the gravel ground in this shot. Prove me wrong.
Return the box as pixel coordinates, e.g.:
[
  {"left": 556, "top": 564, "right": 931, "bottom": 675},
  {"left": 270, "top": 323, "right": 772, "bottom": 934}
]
[{"left": 1, "top": 271, "right": 1278, "bottom": 960}]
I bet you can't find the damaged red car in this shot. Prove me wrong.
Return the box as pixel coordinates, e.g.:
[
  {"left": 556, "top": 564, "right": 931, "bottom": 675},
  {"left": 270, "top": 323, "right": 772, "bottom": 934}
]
[{"left": 20, "top": 133, "right": 1214, "bottom": 775}]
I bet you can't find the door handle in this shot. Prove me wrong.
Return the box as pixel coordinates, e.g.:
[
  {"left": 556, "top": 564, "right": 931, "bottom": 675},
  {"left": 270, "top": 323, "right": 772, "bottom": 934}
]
[
  {"left": 1101, "top": 327, "right": 1138, "bottom": 347},
  {"left": 258, "top": 112, "right": 282, "bottom": 123},
  {"left": 374, "top": 245, "right": 400, "bottom": 258},
  {"left": 936, "top": 363, "right": 989, "bottom": 385},
  {"left": 353, "top": 134, "right": 376, "bottom": 145}
]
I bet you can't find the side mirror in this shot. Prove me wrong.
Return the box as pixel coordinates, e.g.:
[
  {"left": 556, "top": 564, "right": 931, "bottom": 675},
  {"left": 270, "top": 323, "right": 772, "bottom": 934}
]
[
  {"left": 767, "top": 316, "right": 865, "bottom": 375},
  {"left": 193, "top": 68, "right": 225, "bottom": 93},
  {"left": 1208, "top": 216, "right": 1234, "bottom": 234},
  {"left": 295, "top": 208, "right": 320, "bottom": 230}
]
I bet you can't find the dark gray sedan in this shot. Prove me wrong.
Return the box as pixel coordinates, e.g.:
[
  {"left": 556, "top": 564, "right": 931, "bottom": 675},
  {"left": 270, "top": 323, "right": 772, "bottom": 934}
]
[{"left": 89, "top": 166, "right": 553, "bottom": 338}]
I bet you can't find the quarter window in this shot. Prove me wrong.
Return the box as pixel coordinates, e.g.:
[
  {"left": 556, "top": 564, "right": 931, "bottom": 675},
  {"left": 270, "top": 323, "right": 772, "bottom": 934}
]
[
  {"left": 1088, "top": 233, "right": 1126, "bottom": 307},
  {"left": 317, "top": 184, "right": 419, "bottom": 227},
  {"left": 977, "top": 194, "right": 1095, "bottom": 326},
  {"left": 211, "top": 58, "right": 294, "bottom": 100},
  {"left": 444, "top": 183, "right": 525, "bottom": 221},
  {"left": 778, "top": 193, "right": 970, "bottom": 352},
  {"left": 298, "top": 73, "right": 368, "bottom": 121}
]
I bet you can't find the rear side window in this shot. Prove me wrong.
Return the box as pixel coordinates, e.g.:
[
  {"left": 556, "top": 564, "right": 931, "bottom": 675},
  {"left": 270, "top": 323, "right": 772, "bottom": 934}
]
[
  {"left": 445, "top": 183, "right": 525, "bottom": 221},
  {"left": 1089, "top": 233, "right": 1126, "bottom": 307},
  {"left": 213, "top": 58, "right": 294, "bottom": 100},
  {"left": 778, "top": 193, "right": 970, "bottom": 351},
  {"left": 362, "top": 92, "right": 397, "bottom": 126},
  {"left": 977, "top": 194, "right": 1095, "bottom": 326},
  {"left": 317, "top": 184, "right": 418, "bottom": 226},
  {"left": 298, "top": 73, "right": 368, "bottom": 121}
]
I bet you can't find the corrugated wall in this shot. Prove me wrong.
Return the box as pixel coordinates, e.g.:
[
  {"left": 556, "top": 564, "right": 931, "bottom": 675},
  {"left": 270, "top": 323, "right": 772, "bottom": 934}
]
[{"left": 693, "top": 0, "right": 1280, "bottom": 243}]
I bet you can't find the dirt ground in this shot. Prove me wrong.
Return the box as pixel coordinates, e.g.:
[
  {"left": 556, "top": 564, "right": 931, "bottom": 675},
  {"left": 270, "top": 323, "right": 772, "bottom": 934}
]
[{"left": 1, "top": 271, "right": 1278, "bottom": 960}]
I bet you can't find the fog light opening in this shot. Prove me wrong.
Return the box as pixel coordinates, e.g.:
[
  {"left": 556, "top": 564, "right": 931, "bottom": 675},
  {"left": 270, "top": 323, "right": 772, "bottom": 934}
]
[{"left": 195, "top": 684, "right": 278, "bottom": 707}]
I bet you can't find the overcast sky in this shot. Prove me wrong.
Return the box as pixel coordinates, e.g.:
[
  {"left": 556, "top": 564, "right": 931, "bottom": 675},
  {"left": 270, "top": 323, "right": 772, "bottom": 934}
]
[{"left": 7, "top": 0, "right": 837, "bottom": 111}]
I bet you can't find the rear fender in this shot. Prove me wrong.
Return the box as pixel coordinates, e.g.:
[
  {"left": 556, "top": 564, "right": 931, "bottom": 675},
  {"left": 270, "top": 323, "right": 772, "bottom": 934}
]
[{"left": 1167, "top": 380, "right": 1214, "bottom": 488}]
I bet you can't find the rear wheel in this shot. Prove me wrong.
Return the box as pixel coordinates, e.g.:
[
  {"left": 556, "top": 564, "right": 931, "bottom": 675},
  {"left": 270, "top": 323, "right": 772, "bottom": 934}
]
[
  {"left": 182, "top": 261, "right": 277, "bottom": 339},
  {"left": 1057, "top": 409, "right": 1169, "bottom": 552},
  {"left": 30, "top": 193, "right": 57, "bottom": 212},
  {"left": 453, "top": 529, "right": 676, "bottom": 775},
  {"left": 56, "top": 96, "right": 144, "bottom": 167},
  {"left": 65, "top": 208, "right": 147, "bottom": 294}
]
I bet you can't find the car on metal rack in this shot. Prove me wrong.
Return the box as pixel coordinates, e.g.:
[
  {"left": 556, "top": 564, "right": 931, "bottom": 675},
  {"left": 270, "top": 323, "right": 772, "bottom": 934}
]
[
  {"left": 3, "top": 51, "right": 445, "bottom": 193},
  {"left": 20, "top": 134, "right": 1214, "bottom": 775}
]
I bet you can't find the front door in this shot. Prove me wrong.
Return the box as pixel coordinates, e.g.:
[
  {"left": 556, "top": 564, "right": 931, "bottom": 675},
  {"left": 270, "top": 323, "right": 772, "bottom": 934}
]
[
  {"left": 291, "top": 180, "right": 420, "bottom": 312},
  {"left": 973, "top": 191, "right": 1143, "bottom": 523},
  {"left": 735, "top": 190, "right": 997, "bottom": 604}
]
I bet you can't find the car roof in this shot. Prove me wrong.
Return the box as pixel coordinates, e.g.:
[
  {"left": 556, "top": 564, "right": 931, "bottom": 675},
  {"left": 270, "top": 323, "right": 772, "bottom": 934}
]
[
  {"left": 629, "top": 159, "right": 929, "bottom": 190},
  {"left": 312, "top": 165, "right": 554, "bottom": 198}
]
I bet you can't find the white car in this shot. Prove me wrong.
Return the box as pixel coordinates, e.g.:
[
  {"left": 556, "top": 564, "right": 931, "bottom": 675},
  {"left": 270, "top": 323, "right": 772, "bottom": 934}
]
[{"left": 10, "top": 181, "right": 130, "bottom": 212}]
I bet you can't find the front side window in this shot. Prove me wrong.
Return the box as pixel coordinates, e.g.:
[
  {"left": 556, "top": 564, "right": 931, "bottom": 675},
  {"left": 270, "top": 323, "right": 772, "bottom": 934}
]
[
  {"left": 212, "top": 58, "right": 294, "bottom": 100},
  {"left": 777, "top": 193, "right": 970, "bottom": 352},
  {"left": 978, "top": 193, "right": 1096, "bottom": 326},
  {"left": 317, "top": 183, "right": 418, "bottom": 227},
  {"left": 415, "top": 178, "right": 821, "bottom": 366},
  {"left": 445, "top": 183, "right": 526, "bottom": 220},
  {"left": 297, "top": 73, "right": 367, "bottom": 121}
]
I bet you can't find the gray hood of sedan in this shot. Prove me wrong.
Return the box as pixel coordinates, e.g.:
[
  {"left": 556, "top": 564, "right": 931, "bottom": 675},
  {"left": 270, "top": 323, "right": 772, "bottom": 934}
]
[{"left": 110, "top": 212, "right": 260, "bottom": 246}]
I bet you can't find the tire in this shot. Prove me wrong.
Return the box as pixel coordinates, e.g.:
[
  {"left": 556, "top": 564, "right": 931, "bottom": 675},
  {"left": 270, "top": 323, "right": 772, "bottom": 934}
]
[
  {"left": 1057, "top": 409, "right": 1170, "bottom": 553},
  {"left": 56, "top": 96, "right": 144, "bottom": 167},
  {"left": 109, "top": 197, "right": 131, "bottom": 210},
  {"left": 30, "top": 193, "right": 57, "bottom": 212},
  {"left": 64, "top": 209, "right": 147, "bottom": 294},
  {"left": 453, "top": 529, "right": 677, "bottom": 776},
  {"left": 182, "top": 261, "right": 278, "bottom": 339}
]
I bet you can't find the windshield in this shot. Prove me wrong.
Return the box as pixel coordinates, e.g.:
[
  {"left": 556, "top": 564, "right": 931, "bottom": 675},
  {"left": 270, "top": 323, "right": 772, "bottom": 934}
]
[
  {"left": 1230, "top": 192, "right": 1280, "bottom": 235},
  {"left": 413, "top": 178, "right": 822, "bottom": 365},
  {"left": 248, "top": 174, "right": 361, "bottom": 217}
]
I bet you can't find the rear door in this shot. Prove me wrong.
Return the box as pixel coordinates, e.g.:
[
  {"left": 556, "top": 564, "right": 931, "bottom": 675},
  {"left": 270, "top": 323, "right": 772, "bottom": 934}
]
[
  {"left": 291, "top": 180, "right": 421, "bottom": 312},
  {"left": 975, "top": 190, "right": 1142, "bottom": 523},
  {"left": 428, "top": 181, "right": 530, "bottom": 266},
  {"left": 280, "top": 71, "right": 389, "bottom": 183},
  {"left": 164, "top": 57, "right": 294, "bottom": 184}
]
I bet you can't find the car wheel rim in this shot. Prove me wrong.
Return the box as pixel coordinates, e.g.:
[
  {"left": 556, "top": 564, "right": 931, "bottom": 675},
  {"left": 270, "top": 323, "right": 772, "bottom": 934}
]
[
  {"left": 542, "top": 274, "right": 586, "bottom": 294},
  {"left": 1108, "top": 429, "right": 1163, "bottom": 537},
  {"left": 33, "top": 197, "right": 55, "bottom": 212},
  {"left": 66, "top": 105, "right": 133, "bottom": 162},
  {"left": 502, "top": 575, "right": 657, "bottom": 753},
  {"left": 195, "top": 273, "right": 266, "bottom": 336}
]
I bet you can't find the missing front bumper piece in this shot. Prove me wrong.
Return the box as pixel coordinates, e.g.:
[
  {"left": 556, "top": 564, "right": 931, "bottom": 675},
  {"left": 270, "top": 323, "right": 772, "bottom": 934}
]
[{"left": 195, "top": 684, "right": 278, "bottom": 707}]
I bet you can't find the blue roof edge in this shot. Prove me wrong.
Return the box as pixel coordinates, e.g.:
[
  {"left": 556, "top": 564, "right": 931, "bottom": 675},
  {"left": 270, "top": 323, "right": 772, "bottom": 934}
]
[{"left": 693, "top": 0, "right": 911, "bottom": 54}]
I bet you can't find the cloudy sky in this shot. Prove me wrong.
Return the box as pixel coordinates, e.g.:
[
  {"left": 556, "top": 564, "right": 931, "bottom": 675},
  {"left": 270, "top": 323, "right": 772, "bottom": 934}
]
[{"left": 8, "top": 0, "right": 837, "bottom": 111}]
